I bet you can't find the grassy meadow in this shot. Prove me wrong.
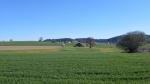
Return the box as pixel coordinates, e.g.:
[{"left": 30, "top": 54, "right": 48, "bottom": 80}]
[
  {"left": 0, "top": 41, "right": 60, "bottom": 46},
  {"left": 0, "top": 42, "right": 150, "bottom": 84}
]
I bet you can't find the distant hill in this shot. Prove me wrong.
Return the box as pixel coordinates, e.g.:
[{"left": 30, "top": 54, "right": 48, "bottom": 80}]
[
  {"left": 147, "top": 35, "right": 150, "bottom": 38},
  {"left": 97, "top": 35, "right": 150, "bottom": 43},
  {"left": 95, "top": 35, "right": 123, "bottom": 43},
  {"left": 44, "top": 35, "right": 150, "bottom": 43}
]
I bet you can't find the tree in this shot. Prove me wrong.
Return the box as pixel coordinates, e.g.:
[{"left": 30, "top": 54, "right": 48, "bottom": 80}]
[
  {"left": 86, "top": 37, "right": 95, "bottom": 48},
  {"left": 117, "top": 31, "right": 147, "bottom": 53},
  {"left": 74, "top": 42, "right": 84, "bottom": 47},
  {"left": 9, "top": 39, "right": 13, "bottom": 42},
  {"left": 38, "top": 37, "right": 43, "bottom": 42}
]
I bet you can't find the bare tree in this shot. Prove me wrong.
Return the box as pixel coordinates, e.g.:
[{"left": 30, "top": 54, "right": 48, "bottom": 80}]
[
  {"left": 86, "top": 37, "right": 95, "bottom": 48},
  {"left": 38, "top": 37, "right": 43, "bottom": 42},
  {"left": 9, "top": 39, "right": 13, "bottom": 42}
]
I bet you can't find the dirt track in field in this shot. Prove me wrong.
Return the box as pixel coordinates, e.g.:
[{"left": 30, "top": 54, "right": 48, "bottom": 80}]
[{"left": 0, "top": 46, "right": 61, "bottom": 51}]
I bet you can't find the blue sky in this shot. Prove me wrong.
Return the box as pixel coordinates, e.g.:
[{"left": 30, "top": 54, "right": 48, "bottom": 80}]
[{"left": 0, "top": 0, "right": 150, "bottom": 41}]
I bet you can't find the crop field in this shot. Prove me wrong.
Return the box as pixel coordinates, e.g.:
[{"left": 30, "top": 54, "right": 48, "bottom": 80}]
[{"left": 0, "top": 43, "right": 150, "bottom": 84}]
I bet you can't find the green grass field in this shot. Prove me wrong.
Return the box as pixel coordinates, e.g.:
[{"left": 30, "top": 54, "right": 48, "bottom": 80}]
[
  {"left": 0, "top": 41, "right": 60, "bottom": 46},
  {"left": 0, "top": 45, "right": 150, "bottom": 84}
]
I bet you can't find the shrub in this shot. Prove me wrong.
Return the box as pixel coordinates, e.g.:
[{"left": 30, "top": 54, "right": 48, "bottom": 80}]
[{"left": 117, "top": 31, "right": 147, "bottom": 53}]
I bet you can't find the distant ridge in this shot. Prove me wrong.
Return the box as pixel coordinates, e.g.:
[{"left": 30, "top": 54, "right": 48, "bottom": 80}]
[
  {"left": 96, "top": 35, "right": 150, "bottom": 43},
  {"left": 44, "top": 35, "right": 150, "bottom": 43}
]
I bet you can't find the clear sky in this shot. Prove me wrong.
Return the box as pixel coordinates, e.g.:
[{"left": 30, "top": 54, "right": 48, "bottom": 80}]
[{"left": 0, "top": 0, "right": 150, "bottom": 41}]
